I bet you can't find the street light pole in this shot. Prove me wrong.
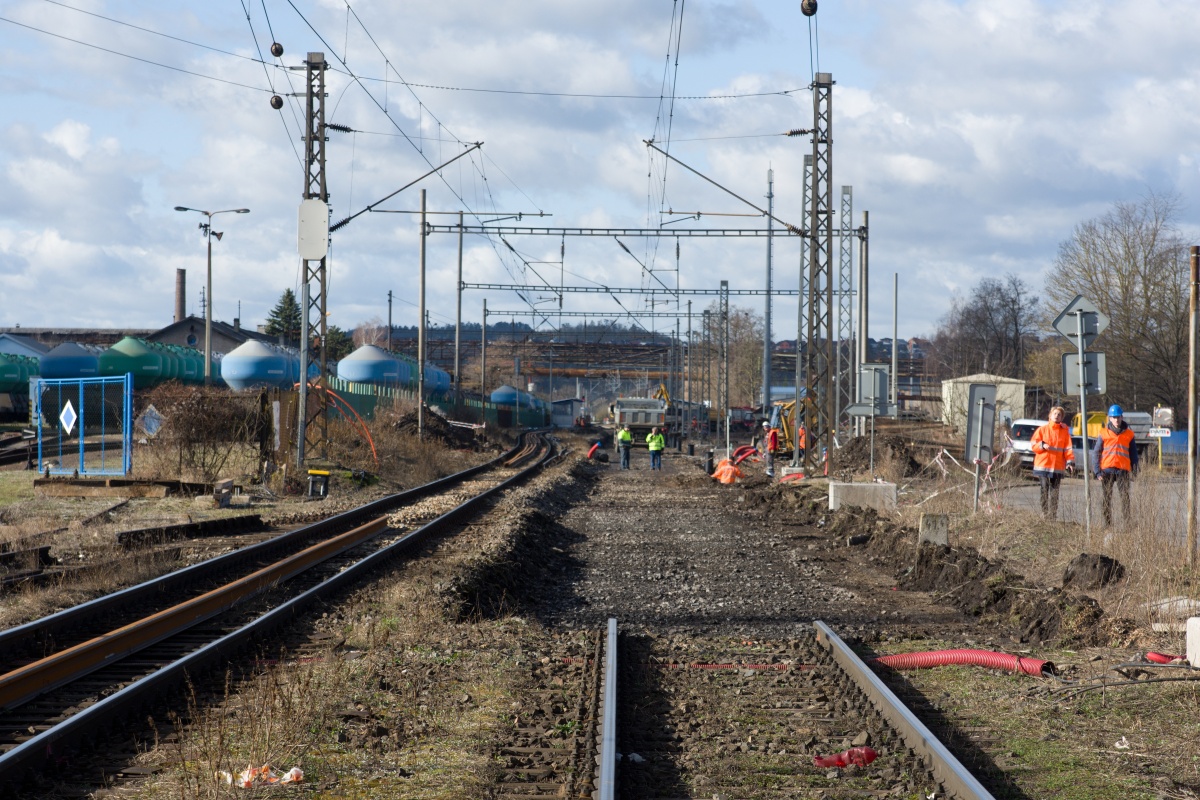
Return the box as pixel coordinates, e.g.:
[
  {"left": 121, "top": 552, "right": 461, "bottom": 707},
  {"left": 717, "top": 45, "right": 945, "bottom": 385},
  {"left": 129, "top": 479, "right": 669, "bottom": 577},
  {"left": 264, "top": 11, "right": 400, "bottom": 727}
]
[{"left": 174, "top": 206, "right": 250, "bottom": 386}]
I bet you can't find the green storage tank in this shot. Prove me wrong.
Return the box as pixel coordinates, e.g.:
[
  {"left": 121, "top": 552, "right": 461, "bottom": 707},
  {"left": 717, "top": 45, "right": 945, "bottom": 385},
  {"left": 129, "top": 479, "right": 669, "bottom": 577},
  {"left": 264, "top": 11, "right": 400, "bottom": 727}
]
[
  {"left": 99, "top": 337, "right": 164, "bottom": 389},
  {"left": 0, "top": 353, "right": 39, "bottom": 393}
]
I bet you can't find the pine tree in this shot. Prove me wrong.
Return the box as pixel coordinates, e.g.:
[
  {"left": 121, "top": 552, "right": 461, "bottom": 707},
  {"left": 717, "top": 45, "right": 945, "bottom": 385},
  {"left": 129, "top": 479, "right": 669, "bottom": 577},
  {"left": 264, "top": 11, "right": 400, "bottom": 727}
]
[
  {"left": 264, "top": 289, "right": 302, "bottom": 345},
  {"left": 326, "top": 325, "right": 354, "bottom": 361}
]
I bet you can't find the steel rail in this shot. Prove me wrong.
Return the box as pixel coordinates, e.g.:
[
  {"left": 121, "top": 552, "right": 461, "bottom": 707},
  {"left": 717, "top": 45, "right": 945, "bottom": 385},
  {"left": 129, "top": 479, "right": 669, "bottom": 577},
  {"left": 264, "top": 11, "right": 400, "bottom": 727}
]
[
  {"left": 596, "top": 617, "right": 618, "bottom": 800},
  {"left": 0, "top": 512, "right": 395, "bottom": 710},
  {"left": 0, "top": 436, "right": 530, "bottom": 658},
  {"left": 0, "top": 435, "right": 555, "bottom": 786},
  {"left": 813, "top": 621, "right": 997, "bottom": 800}
]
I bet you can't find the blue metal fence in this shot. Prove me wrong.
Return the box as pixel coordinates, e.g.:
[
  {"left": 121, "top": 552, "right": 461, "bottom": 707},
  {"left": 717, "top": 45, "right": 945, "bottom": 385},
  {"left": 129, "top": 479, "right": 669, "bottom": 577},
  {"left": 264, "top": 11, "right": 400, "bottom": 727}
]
[{"left": 35, "top": 375, "right": 132, "bottom": 476}]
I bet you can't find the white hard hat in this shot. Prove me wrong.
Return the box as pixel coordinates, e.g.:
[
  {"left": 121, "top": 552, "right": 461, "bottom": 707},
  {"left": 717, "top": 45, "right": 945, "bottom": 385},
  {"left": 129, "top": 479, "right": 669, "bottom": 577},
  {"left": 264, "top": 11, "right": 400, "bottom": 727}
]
[{"left": 763, "top": 420, "right": 770, "bottom": 428}]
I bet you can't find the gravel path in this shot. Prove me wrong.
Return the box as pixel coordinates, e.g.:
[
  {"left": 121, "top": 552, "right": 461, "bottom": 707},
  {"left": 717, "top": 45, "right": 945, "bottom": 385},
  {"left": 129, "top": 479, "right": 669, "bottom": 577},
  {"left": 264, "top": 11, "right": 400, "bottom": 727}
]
[{"left": 541, "top": 449, "right": 974, "bottom": 642}]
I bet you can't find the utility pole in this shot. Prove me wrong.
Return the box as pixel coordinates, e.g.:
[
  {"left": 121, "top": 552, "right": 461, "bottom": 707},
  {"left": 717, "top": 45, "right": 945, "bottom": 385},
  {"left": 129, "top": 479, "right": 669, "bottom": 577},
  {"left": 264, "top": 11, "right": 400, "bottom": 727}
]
[
  {"left": 1189, "top": 246, "right": 1199, "bottom": 568},
  {"left": 763, "top": 168, "right": 774, "bottom": 414},
  {"left": 454, "top": 210, "right": 464, "bottom": 408},
  {"left": 721, "top": 280, "right": 730, "bottom": 458},
  {"left": 297, "top": 51, "right": 329, "bottom": 465},
  {"left": 793, "top": 155, "right": 812, "bottom": 468},
  {"left": 686, "top": 300, "right": 692, "bottom": 434},
  {"left": 481, "top": 299, "right": 488, "bottom": 400},
  {"left": 856, "top": 211, "right": 869, "bottom": 437},
  {"left": 418, "top": 190, "right": 426, "bottom": 440},
  {"left": 387, "top": 290, "right": 393, "bottom": 353}
]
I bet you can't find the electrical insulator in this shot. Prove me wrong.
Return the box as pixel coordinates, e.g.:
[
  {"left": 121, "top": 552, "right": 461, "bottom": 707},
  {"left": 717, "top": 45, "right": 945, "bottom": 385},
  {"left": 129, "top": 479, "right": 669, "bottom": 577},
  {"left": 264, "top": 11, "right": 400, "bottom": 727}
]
[{"left": 801, "top": 0, "right": 817, "bottom": 16}]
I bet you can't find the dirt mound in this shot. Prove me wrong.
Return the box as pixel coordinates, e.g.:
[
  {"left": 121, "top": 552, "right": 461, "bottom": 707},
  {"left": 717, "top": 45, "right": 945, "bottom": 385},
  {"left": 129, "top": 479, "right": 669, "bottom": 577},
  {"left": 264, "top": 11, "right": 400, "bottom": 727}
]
[
  {"left": 831, "top": 435, "right": 922, "bottom": 480},
  {"left": 394, "top": 408, "right": 478, "bottom": 448},
  {"left": 861, "top": 521, "right": 1108, "bottom": 647}
]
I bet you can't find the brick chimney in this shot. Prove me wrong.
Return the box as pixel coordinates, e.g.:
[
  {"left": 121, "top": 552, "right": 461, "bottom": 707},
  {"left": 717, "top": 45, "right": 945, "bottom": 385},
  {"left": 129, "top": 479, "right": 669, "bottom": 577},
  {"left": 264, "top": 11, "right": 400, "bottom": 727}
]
[{"left": 174, "top": 269, "right": 186, "bottom": 322}]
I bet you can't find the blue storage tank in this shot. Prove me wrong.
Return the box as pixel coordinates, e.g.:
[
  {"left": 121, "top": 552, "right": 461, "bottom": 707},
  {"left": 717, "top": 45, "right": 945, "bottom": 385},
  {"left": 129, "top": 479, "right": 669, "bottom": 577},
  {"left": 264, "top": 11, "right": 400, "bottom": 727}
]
[
  {"left": 490, "top": 384, "right": 520, "bottom": 405},
  {"left": 40, "top": 342, "right": 104, "bottom": 379},
  {"left": 221, "top": 340, "right": 297, "bottom": 390},
  {"left": 338, "top": 345, "right": 400, "bottom": 384}
]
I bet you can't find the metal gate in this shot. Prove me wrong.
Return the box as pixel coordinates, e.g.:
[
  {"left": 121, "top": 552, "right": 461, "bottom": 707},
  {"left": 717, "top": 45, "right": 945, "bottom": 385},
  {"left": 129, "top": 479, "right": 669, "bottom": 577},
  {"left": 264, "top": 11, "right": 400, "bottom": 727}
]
[{"left": 35, "top": 375, "right": 132, "bottom": 476}]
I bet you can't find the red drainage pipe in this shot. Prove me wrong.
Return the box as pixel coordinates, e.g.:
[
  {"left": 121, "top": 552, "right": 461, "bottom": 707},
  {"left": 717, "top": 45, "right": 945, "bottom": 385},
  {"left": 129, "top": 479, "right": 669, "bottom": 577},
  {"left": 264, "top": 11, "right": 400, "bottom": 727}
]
[
  {"left": 732, "top": 446, "right": 758, "bottom": 464},
  {"left": 871, "top": 649, "right": 1055, "bottom": 677},
  {"left": 1145, "top": 651, "right": 1187, "bottom": 664},
  {"left": 587, "top": 443, "right": 601, "bottom": 459}
]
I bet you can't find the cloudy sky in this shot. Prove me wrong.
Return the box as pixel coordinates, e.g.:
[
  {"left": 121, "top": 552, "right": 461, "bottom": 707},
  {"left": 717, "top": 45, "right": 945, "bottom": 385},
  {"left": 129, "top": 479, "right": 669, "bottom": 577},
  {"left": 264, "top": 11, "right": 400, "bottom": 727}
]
[{"left": 2, "top": 0, "right": 1199, "bottom": 345}]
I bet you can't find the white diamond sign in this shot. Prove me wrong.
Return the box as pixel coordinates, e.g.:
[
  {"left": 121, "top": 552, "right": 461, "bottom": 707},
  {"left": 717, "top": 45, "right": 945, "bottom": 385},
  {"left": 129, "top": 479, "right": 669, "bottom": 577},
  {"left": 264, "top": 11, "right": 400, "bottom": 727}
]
[
  {"left": 1052, "top": 295, "right": 1109, "bottom": 350},
  {"left": 59, "top": 400, "right": 78, "bottom": 435}
]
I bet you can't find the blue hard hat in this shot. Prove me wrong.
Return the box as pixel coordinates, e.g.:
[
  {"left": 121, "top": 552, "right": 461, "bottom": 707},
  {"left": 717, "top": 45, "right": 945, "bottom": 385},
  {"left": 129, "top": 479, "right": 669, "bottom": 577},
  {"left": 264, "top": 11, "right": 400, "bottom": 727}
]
[{"left": 1108, "top": 404, "right": 1123, "bottom": 417}]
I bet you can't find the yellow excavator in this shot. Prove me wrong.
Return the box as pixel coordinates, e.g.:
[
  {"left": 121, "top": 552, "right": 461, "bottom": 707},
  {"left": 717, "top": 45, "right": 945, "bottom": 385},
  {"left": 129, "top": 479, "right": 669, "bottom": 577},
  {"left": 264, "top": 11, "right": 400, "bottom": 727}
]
[{"left": 771, "top": 398, "right": 816, "bottom": 455}]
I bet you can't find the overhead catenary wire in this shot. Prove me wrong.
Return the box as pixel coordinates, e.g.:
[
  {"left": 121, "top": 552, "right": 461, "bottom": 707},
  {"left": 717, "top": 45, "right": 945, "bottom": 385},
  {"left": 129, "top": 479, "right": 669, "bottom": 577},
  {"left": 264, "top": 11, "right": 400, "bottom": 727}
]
[
  {"left": 281, "top": 2, "right": 544, "bottom": 310},
  {"left": 0, "top": 14, "right": 270, "bottom": 93},
  {"left": 237, "top": 0, "right": 304, "bottom": 169}
]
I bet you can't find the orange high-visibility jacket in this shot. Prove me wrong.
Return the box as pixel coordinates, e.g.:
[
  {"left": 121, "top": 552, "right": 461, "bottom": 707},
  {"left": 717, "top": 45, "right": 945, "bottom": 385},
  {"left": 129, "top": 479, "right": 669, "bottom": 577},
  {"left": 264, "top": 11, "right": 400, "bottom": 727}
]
[
  {"left": 766, "top": 428, "right": 779, "bottom": 453},
  {"left": 1097, "top": 426, "right": 1135, "bottom": 472},
  {"left": 1031, "top": 422, "right": 1075, "bottom": 474}
]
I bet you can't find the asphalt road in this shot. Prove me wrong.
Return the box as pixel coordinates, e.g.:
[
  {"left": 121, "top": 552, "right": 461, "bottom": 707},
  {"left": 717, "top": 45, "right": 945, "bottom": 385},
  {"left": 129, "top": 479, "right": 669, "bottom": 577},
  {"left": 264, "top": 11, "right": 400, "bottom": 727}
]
[{"left": 996, "top": 470, "right": 1190, "bottom": 534}]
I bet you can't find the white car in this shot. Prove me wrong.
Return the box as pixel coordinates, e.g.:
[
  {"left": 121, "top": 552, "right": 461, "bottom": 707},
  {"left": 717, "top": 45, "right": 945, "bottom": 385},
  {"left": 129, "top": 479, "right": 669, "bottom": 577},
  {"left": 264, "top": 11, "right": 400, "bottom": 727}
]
[
  {"left": 1009, "top": 420, "right": 1089, "bottom": 475},
  {"left": 1008, "top": 418, "right": 1043, "bottom": 470}
]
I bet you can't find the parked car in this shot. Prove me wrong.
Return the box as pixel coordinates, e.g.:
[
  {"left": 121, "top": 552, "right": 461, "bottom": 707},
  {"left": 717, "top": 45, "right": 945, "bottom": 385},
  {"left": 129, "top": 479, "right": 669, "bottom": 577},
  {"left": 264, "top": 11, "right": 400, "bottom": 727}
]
[
  {"left": 1009, "top": 419, "right": 1089, "bottom": 475},
  {"left": 1008, "top": 418, "right": 1043, "bottom": 470}
]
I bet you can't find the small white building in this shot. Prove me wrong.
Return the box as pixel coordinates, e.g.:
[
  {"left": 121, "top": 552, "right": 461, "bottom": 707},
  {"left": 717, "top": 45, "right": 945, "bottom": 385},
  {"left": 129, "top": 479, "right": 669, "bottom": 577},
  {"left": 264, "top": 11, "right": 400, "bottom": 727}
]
[
  {"left": 941, "top": 373, "right": 1025, "bottom": 432},
  {"left": 551, "top": 397, "right": 588, "bottom": 428}
]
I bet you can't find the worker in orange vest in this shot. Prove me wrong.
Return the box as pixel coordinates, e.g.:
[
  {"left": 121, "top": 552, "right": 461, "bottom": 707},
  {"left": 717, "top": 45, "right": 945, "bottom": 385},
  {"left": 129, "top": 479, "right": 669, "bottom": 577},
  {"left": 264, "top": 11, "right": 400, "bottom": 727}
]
[
  {"left": 1090, "top": 404, "right": 1138, "bottom": 526},
  {"left": 1031, "top": 405, "right": 1075, "bottom": 520},
  {"left": 763, "top": 421, "right": 779, "bottom": 478}
]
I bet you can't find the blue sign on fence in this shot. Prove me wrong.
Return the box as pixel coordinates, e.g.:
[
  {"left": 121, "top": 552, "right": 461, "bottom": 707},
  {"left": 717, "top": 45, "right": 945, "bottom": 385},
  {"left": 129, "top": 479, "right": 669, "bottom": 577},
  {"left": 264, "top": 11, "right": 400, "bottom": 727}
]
[{"left": 35, "top": 374, "right": 132, "bottom": 476}]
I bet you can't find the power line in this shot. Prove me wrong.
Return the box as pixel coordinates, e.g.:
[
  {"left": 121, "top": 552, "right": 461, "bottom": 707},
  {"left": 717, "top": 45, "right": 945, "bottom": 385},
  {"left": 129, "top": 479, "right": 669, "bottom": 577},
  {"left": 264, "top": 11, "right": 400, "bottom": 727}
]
[{"left": 0, "top": 14, "right": 272, "bottom": 93}]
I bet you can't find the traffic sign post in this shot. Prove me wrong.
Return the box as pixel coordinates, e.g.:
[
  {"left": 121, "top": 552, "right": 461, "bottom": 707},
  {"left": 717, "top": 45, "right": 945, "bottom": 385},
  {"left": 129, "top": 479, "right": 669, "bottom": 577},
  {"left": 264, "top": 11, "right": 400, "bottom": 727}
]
[
  {"left": 1052, "top": 295, "right": 1109, "bottom": 348},
  {"left": 844, "top": 364, "right": 896, "bottom": 476},
  {"left": 1054, "top": 295, "right": 1109, "bottom": 544},
  {"left": 1061, "top": 352, "right": 1106, "bottom": 396},
  {"left": 963, "top": 384, "right": 997, "bottom": 514}
]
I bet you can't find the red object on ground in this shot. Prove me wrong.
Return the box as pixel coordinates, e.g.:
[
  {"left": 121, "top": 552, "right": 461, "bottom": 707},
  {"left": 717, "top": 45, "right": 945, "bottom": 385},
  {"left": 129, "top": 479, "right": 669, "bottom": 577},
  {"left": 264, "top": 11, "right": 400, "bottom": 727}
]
[
  {"left": 871, "top": 649, "right": 1054, "bottom": 677},
  {"left": 732, "top": 445, "right": 758, "bottom": 464},
  {"left": 587, "top": 443, "right": 600, "bottom": 459},
  {"left": 812, "top": 746, "right": 877, "bottom": 768},
  {"left": 1145, "top": 651, "right": 1186, "bottom": 664}
]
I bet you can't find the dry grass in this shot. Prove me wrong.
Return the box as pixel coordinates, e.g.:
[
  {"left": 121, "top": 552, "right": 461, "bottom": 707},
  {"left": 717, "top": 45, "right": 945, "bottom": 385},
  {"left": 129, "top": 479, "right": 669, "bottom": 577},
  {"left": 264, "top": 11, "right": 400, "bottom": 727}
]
[
  {"left": 128, "top": 547, "right": 534, "bottom": 799},
  {"left": 896, "top": 463, "right": 1200, "bottom": 647},
  {"left": 324, "top": 402, "right": 486, "bottom": 488}
]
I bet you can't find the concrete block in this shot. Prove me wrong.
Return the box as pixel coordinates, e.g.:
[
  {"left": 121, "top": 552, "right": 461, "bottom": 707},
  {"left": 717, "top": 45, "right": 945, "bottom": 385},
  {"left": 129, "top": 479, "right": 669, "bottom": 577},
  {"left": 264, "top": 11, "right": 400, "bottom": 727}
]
[
  {"left": 1188, "top": 617, "right": 1200, "bottom": 667},
  {"left": 919, "top": 514, "right": 949, "bottom": 546},
  {"left": 828, "top": 482, "right": 896, "bottom": 513}
]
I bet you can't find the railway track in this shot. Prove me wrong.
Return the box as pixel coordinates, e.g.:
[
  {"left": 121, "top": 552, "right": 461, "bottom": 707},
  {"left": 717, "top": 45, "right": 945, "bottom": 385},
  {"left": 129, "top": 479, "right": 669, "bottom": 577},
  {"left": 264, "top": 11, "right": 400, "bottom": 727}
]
[
  {"left": 0, "top": 432, "right": 556, "bottom": 794},
  {"left": 492, "top": 619, "right": 997, "bottom": 799}
]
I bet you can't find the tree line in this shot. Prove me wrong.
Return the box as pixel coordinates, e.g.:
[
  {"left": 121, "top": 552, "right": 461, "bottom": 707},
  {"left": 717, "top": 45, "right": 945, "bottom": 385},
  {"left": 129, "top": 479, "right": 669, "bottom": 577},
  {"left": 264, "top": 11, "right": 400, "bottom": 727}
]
[{"left": 928, "top": 190, "right": 1190, "bottom": 415}]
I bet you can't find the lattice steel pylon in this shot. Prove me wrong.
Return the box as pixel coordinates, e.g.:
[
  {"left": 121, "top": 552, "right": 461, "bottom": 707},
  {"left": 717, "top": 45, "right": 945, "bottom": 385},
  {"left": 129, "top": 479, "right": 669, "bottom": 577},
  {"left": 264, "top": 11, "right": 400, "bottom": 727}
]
[
  {"left": 837, "top": 185, "right": 854, "bottom": 432},
  {"left": 297, "top": 52, "right": 329, "bottom": 464},
  {"left": 791, "top": 155, "right": 812, "bottom": 469},
  {"left": 803, "top": 73, "right": 834, "bottom": 475}
]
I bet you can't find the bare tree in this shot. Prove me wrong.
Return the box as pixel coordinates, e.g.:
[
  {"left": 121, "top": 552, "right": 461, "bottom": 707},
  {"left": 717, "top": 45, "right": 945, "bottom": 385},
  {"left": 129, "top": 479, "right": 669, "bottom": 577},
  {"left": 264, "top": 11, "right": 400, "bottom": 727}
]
[
  {"left": 1044, "top": 191, "right": 1190, "bottom": 411},
  {"left": 929, "top": 274, "right": 1038, "bottom": 379},
  {"left": 354, "top": 317, "right": 389, "bottom": 348},
  {"left": 700, "top": 304, "right": 765, "bottom": 408}
]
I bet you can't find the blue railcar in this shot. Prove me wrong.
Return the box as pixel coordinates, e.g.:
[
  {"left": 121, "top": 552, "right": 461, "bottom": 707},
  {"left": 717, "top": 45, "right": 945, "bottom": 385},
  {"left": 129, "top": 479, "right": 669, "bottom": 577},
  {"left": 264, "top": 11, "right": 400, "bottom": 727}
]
[{"left": 221, "top": 340, "right": 299, "bottom": 390}]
